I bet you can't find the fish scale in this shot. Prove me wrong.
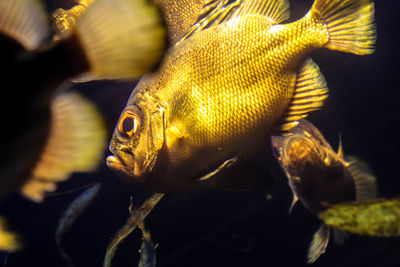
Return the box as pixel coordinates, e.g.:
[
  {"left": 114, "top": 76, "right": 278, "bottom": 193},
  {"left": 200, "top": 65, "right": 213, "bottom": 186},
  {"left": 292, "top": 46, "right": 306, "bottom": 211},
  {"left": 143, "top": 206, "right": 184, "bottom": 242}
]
[{"left": 158, "top": 16, "right": 323, "bottom": 153}]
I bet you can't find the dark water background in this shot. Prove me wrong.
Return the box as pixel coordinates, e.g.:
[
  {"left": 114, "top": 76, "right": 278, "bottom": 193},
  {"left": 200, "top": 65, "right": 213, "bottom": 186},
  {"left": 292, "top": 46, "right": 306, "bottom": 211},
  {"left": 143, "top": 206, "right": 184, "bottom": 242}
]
[{"left": 1, "top": 0, "right": 399, "bottom": 266}]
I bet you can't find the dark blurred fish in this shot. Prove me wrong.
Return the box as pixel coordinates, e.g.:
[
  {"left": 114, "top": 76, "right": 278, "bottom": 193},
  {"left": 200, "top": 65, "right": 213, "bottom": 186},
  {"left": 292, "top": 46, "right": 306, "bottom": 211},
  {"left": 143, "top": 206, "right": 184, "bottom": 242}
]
[
  {"left": 319, "top": 198, "right": 400, "bottom": 237},
  {"left": 0, "top": 0, "right": 167, "bottom": 202},
  {"left": 56, "top": 184, "right": 101, "bottom": 264},
  {"left": 107, "top": 0, "right": 375, "bottom": 192},
  {"left": 271, "top": 119, "right": 377, "bottom": 263}
]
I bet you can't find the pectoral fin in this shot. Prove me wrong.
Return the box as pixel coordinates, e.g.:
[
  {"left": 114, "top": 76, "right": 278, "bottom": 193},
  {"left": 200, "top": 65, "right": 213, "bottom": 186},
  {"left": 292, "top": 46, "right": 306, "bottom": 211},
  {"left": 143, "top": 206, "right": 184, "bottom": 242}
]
[
  {"left": 288, "top": 195, "right": 299, "bottom": 214},
  {"left": 276, "top": 59, "right": 328, "bottom": 133},
  {"left": 347, "top": 156, "right": 377, "bottom": 201},
  {"left": 20, "top": 92, "right": 106, "bottom": 202},
  {"left": 198, "top": 156, "right": 239, "bottom": 181}
]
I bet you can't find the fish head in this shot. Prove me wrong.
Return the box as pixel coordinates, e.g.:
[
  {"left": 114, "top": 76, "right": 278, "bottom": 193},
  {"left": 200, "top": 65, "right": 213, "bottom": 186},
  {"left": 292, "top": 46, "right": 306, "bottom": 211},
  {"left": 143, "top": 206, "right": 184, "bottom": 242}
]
[
  {"left": 272, "top": 120, "right": 343, "bottom": 181},
  {"left": 107, "top": 88, "right": 167, "bottom": 185}
]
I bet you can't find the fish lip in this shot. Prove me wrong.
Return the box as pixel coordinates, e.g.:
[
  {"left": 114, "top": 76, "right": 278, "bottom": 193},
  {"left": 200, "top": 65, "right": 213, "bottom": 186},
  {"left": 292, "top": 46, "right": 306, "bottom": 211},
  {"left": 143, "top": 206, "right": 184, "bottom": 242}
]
[{"left": 106, "top": 144, "right": 135, "bottom": 173}]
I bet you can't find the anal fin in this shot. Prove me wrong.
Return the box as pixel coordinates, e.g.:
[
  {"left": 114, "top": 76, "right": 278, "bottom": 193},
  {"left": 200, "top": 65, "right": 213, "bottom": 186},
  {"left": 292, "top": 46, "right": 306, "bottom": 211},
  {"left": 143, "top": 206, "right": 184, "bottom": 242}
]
[
  {"left": 20, "top": 92, "right": 106, "bottom": 202},
  {"left": 308, "top": 224, "right": 330, "bottom": 264},
  {"left": 276, "top": 59, "right": 328, "bottom": 133}
]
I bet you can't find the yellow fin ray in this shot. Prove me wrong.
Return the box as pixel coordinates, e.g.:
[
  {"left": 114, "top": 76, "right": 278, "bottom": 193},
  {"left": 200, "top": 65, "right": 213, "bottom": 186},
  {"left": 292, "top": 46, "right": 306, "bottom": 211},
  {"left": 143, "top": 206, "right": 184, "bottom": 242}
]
[
  {"left": 0, "top": 0, "right": 51, "bottom": 50},
  {"left": 307, "top": 224, "right": 330, "bottom": 264},
  {"left": 311, "top": 0, "right": 376, "bottom": 55},
  {"left": 181, "top": 0, "right": 242, "bottom": 42},
  {"left": 0, "top": 217, "right": 20, "bottom": 252},
  {"left": 73, "top": 0, "right": 167, "bottom": 79},
  {"left": 276, "top": 59, "right": 328, "bottom": 133},
  {"left": 20, "top": 92, "right": 106, "bottom": 202},
  {"left": 235, "top": 0, "right": 290, "bottom": 24}
]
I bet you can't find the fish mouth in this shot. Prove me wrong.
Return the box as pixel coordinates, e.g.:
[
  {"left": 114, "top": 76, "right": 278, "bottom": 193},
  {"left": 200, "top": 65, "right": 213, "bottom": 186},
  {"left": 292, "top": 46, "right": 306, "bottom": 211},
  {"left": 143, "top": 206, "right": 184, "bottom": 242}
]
[{"left": 106, "top": 148, "right": 150, "bottom": 180}]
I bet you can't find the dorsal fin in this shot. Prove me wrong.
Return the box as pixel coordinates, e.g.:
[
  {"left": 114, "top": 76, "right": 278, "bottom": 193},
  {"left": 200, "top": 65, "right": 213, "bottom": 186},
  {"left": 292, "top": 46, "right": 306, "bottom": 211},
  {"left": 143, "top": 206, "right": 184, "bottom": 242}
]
[
  {"left": 275, "top": 59, "right": 329, "bottom": 133},
  {"left": 181, "top": 0, "right": 242, "bottom": 42},
  {"left": 234, "top": 0, "right": 290, "bottom": 23},
  {"left": 0, "top": 0, "right": 51, "bottom": 50},
  {"left": 337, "top": 133, "right": 345, "bottom": 159},
  {"left": 181, "top": 0, "right": 289, "bottom": 42}
]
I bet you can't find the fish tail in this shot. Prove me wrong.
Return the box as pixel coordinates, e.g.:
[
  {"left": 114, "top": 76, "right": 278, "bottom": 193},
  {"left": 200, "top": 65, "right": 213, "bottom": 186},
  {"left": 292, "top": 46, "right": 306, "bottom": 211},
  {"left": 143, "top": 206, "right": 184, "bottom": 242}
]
[
  {"left": 72, "top": 0, "right": 167, "bottom": 79},
  {"left": 20, "top": 92, "right": 106, "bottom": 202},
  {"left": 311, "top": 0, "right": 376, "bottom": 55},
  {"left": 0, "top": 0, "right": 51, "bottom": 50}
]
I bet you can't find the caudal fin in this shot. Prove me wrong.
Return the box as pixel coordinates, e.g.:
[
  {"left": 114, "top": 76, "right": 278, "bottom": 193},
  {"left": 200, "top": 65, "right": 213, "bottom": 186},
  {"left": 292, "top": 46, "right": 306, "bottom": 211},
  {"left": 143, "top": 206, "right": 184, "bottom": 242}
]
[
  {"left": 20, "top": 92, "right": 106, "bottom": 202},
  {"left": 311, "top": 0, "right": 376, "bottom": 55},
  {"left": 73, "top": 0, "right": 167, "bottom": 79}
]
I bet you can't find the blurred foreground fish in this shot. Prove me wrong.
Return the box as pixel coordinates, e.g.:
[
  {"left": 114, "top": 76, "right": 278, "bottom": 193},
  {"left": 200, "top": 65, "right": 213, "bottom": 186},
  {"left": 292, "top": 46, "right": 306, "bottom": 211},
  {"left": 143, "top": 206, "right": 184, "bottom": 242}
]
[
  {"left": 0, "top": 0, "right": 167, "bottom": 202},
  {"left": 271, "top": 119, "right": 377, "bottom": 263},
  {"left": 108, "top": 0, "right": 376, "bottom": 192},
  {"left": 56, "top": 184, "right": 101, "bottom": 264},
  {"left": 0, "top": 218, "right": 20, "bottom": 252},
  {"left": 319, "top": 198, "right": 400, "bottom": 237}
]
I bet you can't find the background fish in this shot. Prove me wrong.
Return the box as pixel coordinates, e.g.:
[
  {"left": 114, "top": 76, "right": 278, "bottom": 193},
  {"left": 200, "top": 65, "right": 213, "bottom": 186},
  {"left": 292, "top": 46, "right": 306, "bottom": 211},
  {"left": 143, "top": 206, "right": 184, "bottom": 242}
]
[
  {"left": 0, "top": 0, "right": 166, "bottom": 202},
  {"left": 319, "top": 198, "right": 400, "bottom": 237},
  {"left": 55, "top": 184, "right": 100, "bottom": 264},
  {"left": 108, "top": 0, "right": 375, "bottom": 193},
  {"left": 271, "top": 119, "right": 377, "bottom": 263}
]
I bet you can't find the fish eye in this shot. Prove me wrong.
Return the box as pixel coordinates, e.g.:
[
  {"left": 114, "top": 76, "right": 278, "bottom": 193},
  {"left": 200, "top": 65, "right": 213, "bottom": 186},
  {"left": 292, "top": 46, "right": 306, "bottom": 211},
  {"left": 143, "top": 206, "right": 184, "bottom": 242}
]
[{"left": 117, "top": 110, "right": 140, "bottom": 139}]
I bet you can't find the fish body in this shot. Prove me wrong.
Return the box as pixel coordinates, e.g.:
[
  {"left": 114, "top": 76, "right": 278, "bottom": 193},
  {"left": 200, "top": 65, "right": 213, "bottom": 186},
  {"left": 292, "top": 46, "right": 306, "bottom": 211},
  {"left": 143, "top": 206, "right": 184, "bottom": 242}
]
[
  {"left": 271, "top": 119, "right": 377, "bottom": 263},
  {"left": 319, "top": 198, "right": 400, "bottom": 237},
  {"left": 108, "top": 0, "right": 375, "bottom": 192},
  {"left": 0, "top": 0, "right": 167, "bottom": 202}
]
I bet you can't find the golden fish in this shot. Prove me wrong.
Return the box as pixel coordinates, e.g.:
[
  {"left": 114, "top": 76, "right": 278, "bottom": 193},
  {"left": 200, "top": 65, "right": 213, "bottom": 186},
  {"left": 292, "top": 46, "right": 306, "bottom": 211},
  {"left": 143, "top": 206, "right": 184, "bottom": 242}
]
[
  {"left": 271, "top": 119, "right": 377, "bottom": 263},
  {"left": 319, "top": 198, "right": 400, "bottom": 237},
  {"left": 107, "top": 0, "right": 376, "bottom": 193},
  {"left": 0, "top": 0, "right": 166, "bottom": 203}
]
